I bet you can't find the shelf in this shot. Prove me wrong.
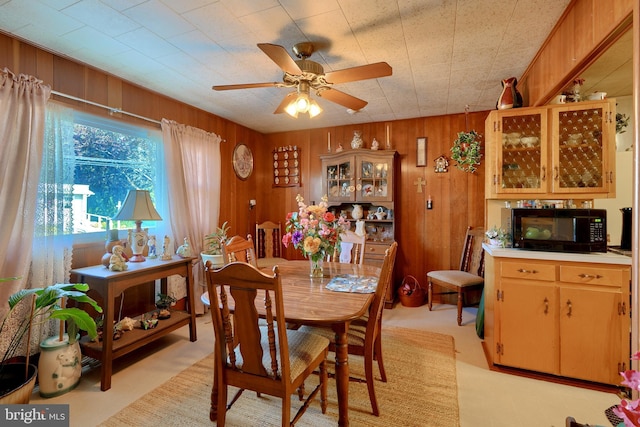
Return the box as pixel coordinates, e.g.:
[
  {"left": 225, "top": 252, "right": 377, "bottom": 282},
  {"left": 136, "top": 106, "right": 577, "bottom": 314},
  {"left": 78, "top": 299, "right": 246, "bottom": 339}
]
[{"left": 80, "top": 310, "right": 192, "bottom": 360}]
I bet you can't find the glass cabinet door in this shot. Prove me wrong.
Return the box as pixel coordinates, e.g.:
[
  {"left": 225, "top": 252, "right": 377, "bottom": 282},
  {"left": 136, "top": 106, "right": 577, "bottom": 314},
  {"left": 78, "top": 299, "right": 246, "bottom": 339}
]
[
  {"left": 323, "top": 157, "right": 355, "bottom": 202},
  {"left": 497, "top": 109, "right": 547, "bottom": 194},
  {"left": 551, "top": 103, "right": 612, "bottom": 194},
  {"left": 358, "top": 156, "right": 392, "bottom": 202}
]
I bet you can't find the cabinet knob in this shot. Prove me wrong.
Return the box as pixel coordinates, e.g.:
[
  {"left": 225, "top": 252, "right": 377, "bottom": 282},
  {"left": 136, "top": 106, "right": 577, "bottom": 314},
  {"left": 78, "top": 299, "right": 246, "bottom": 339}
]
[{"left": 516, "top": 268, "right": 537, "bottom": 274}]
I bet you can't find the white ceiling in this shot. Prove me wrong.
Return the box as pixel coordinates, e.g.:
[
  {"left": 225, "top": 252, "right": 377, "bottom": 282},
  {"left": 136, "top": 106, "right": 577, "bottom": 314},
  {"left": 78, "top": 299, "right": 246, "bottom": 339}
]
[{"left": 0, "top": 0, "right": 573, "bottom": 134}]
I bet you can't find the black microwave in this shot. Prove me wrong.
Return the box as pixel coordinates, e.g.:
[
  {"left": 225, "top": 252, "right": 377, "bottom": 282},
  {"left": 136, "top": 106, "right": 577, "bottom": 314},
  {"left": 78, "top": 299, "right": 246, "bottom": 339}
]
[{"left": 511, "top": 208, "right": 607, "bottom": 253}]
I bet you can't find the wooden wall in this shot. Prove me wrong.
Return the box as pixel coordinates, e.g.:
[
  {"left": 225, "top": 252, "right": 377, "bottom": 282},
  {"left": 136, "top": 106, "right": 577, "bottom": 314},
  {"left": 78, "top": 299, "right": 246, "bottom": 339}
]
[
  {"left": 520, "top": 0, "right": 633, "bottom": 106},
  {"left": 257, "top": 113, "right": 488, "bottom": 294}
]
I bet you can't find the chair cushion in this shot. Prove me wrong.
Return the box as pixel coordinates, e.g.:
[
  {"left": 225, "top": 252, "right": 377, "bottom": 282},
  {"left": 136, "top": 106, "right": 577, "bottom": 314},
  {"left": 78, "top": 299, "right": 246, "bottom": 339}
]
[
  {"left": 427, "top": 270, "right": 484, "bottom": 288},
  {"left": 298, "top": 316, "right": 368, "bottom": 347},
  {"left": 229, "top": 328, "right": 329, "bottom": 381}
]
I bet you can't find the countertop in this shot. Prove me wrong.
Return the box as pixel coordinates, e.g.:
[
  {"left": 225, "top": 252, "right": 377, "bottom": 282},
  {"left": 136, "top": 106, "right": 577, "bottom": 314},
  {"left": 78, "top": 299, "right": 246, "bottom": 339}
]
[{"left": 483, "top": 244, "right": 632, "bottom": 265}]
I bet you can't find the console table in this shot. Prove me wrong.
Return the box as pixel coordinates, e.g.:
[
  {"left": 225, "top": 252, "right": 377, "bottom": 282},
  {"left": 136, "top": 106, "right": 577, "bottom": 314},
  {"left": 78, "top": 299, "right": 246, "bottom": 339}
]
[{"left": 71, "top": 256, "right": 197, "bottom": 391}]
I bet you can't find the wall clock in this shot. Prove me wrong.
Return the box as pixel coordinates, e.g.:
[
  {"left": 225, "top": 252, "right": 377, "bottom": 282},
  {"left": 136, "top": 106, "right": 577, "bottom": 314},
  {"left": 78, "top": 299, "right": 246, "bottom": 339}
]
[{"left": 232, "top": 143, "right": 253, "bottom": 180}]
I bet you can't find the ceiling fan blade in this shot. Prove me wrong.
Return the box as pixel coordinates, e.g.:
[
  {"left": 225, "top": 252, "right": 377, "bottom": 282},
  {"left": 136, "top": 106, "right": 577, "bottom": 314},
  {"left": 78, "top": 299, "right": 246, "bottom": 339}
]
[
  {"left": 318, "top": 88, "right": 368, "bottom": 111},
  {"left": 212, "top": 82, "right": 279, "bottom": 91},
  {"left": 257, "top": 43, "right": 302, "bottom": 75},
  {"left": 273, "top": 92, "right": 297, "bottom": 114},
  {"left": 324, "top": 62, "right": 392, "bottom": 84}
]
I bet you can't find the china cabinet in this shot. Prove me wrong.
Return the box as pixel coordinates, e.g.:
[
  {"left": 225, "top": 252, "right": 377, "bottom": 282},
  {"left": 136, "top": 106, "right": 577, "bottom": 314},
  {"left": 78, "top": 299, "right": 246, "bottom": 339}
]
[
  {"left": 487, "top": 254, "right": 630, "bottom": 386},
  {"left": 320, "top": 149, "right": 397, "bottom": 307},
  {"left": 485, "top": 100, "right": 616, "bottom": 199}
]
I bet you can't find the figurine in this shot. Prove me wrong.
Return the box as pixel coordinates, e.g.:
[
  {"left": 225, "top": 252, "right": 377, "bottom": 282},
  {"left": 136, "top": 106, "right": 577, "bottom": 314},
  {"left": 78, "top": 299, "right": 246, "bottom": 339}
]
[
  {"left": 147, "top": 235, "right": 157, "bottom": 259},
  {"left": 161, "top": 235, "right": 172, "bottom": 260},
  {"left": 351, "top": 130, "right": 363, "bottom": 149},
  {"left": 335, "top": 142, "right": 344, "bottom": 152},
  {"left": 371, "top": 138, "right": 379, "bottom": 150},
  {"left": 176, "top": 237, "right": 192, "bottom": 258},
  {"left": 109, "top": 245, "right": 128, "bottom": 271}
]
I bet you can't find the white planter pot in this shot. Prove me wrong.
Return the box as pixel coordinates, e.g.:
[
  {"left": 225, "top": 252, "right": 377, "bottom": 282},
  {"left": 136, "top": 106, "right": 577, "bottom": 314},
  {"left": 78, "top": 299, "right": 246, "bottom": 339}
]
[
  {"left": 38, "top": 334, "right": 81, "bottom": 398},
  {"left": 201, "top": 253, "right": 225, "bottom": 268}
]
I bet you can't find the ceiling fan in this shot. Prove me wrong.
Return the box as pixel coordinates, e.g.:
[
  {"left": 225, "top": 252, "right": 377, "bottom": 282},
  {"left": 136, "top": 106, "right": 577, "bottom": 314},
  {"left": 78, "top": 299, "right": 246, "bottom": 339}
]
[{"left": 212, "top": 42, "right": 392, "bottom": 116}]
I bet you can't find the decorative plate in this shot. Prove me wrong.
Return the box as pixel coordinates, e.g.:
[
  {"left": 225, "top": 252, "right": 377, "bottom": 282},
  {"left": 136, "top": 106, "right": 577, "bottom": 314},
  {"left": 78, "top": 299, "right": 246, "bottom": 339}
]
[
  {"left": 233, "top": 143, "right": 253, "bottom": 180},
  {"left": 362, "top": 184, "right": 374, "bottom": 196}
]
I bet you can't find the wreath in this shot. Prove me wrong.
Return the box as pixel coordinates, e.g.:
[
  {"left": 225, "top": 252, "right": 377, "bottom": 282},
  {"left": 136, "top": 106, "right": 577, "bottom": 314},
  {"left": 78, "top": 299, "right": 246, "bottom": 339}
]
[{"left": 451, "top": 130, "right": 482, "bottom": 173}]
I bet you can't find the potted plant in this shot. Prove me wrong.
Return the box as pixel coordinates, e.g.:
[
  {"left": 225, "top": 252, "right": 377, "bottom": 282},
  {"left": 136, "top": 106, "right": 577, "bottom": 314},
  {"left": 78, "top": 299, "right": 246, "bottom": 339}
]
[
  {"left": 0, "top": 279, "right": 102, "bottom": 403},
  {"left": 201, "top": 221, "right": 230, "bottom": 267},
  {"left": 485, "top": 226, "right": 510, "bottom": 248},
  {"left": 451, "top": 130, "right": 482, "bottom": 173},
  {"left": 155, "top": 293, "right": 176, "bottom": 319}
]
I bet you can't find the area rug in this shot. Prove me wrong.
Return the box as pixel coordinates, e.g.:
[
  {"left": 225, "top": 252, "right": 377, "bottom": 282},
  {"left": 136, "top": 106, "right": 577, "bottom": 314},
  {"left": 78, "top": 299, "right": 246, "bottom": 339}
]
[{"left": 99, "top": 327, "right": 459, "bottom": 427}]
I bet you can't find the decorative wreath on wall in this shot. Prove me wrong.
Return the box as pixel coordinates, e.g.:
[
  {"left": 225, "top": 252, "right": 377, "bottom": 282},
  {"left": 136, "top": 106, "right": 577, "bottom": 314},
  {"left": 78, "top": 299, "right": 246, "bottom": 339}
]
[{"left": 450, "top": 130, "right": 482, "bottom": 173}]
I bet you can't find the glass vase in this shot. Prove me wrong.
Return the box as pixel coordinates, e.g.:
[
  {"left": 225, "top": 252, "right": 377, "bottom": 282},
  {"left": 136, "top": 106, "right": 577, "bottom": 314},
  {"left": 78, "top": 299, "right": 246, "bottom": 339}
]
[{"left": 309, "top": 257, "right": 324, "bottom": 278}]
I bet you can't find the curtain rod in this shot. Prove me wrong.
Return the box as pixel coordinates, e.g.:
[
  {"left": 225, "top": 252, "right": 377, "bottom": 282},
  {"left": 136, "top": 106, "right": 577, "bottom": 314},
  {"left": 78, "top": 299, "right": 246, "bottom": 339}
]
[{"left": 51, "top": 90, "right": 161, "bottom": 126}]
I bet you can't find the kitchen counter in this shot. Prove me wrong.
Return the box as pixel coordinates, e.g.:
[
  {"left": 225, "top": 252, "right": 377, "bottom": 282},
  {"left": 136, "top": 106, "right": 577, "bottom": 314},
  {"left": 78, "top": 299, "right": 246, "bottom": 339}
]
[{"left": 483, "top": 244, "right": 631, "bottom": 265}]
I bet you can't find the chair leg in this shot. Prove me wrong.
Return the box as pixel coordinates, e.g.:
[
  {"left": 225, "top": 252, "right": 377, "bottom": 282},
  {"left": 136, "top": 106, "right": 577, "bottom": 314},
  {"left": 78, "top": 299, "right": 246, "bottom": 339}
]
[
  {"left": 374, "top": 332, "right": 387, "bottom": 382},
  {"left": 364, "top": 344, "right": 380, "bottom": 416},
  {"left": 427, "top": 279, "right": 433, "bottom": 311},
  {"left": 320, "top": 359, "right": 328, "bottom": 414},
  {"left": 281, "top": 392, "right": 291, "bottom": 427},
  {"left": 456, "top": 289, "right": 463, "bottom": 326}
]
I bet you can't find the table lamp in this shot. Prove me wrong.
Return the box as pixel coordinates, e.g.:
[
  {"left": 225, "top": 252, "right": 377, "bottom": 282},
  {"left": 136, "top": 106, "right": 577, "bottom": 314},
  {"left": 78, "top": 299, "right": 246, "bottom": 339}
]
[{"left": 112, "top": 189, "right": 162, "bottom": 262}]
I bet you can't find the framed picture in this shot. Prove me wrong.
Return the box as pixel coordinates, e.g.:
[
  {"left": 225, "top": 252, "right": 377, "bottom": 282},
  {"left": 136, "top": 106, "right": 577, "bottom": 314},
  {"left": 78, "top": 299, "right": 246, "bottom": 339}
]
[{"left": 416, "top": 137, "right": 427, "bottom": 167}]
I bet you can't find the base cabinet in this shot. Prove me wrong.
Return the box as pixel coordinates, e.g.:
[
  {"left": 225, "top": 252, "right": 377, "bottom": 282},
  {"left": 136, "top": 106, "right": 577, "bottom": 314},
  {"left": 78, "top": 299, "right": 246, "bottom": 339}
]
[{"left": 493, "top": 257, "right": 629, "bottom": 385}]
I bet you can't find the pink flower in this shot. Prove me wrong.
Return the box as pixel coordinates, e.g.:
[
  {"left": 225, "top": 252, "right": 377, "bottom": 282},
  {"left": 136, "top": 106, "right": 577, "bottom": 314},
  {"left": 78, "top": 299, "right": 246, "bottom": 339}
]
[
  {"left": 621, "top": 369, "right": 640, "bottom": 390},
  {"left": 282, "top": 233, "right": 292, "bottom": 247}
]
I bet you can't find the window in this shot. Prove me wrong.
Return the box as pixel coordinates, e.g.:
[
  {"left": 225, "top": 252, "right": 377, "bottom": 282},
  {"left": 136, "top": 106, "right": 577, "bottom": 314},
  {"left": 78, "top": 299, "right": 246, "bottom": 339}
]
[{"left": 38, "top": 107, "right": 166, "bottom": 242}]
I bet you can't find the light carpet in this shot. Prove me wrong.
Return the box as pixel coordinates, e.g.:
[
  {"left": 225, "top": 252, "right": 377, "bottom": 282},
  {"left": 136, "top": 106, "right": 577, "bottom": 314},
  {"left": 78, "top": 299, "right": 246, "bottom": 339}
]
[{"left": 99, "top": 326, "right": 459, "bottom": 426}]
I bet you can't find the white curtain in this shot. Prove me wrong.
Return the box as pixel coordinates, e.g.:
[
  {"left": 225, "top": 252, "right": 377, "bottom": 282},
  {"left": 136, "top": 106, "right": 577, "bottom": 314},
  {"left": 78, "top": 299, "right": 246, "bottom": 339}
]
[
  {"left": 161, "top": 119, "right": 222, "bottom": 314},
  {"left": 0, "top": 68, "right": 51, "bottom": 359},
  {"left": 0, "top": 68, "right": 51, "bottom": 307}
]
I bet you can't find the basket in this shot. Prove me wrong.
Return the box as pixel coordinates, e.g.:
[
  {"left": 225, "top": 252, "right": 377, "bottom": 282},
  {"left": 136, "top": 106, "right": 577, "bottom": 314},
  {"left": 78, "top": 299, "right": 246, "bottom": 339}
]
[{"left": 398, "top": 275, "right": 425, "bottom": 307}]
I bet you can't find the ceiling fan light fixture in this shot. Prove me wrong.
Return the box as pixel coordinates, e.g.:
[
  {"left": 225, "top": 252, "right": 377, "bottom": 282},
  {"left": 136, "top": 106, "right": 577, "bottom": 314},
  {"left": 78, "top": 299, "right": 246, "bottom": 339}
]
[
  {"left": 294, "top": 93, "right": 310, "bottom": 112},
  {"left": 308, "top": 99, "right": 322, "bottom": 118},
  {"left": 284, "top": 101, "right": 299, "bottom": 117}
]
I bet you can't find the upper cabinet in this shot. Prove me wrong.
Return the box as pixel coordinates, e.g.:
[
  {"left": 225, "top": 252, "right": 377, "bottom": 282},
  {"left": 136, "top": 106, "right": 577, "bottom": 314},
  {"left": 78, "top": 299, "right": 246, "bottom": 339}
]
[
  {"left": 485, "top": 100, "right": 616, "bottom": 199},
  {"left": 321, "top": 149, "right": 396, "bottom": 204}
]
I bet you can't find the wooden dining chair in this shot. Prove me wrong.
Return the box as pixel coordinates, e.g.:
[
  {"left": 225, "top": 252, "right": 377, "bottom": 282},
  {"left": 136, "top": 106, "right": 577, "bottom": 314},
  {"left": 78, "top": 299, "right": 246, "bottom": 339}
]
[
  {"left": 328, "top": 230, "right": 366, "bottom": 264},
  {"left": 427, "top": 226, "right": 485, "bottom": 326},
  {"left": 222, "top": 234, "right": 258, "bottom": 267},
  {"left": 300, "top": 241, "right": 398, "bottom": 416},
  {"left": 204, "top": 261, "right": 330, "bottom": 426},
  {"left": 255, "top": 221, "right": 287, "bottom": 268}
]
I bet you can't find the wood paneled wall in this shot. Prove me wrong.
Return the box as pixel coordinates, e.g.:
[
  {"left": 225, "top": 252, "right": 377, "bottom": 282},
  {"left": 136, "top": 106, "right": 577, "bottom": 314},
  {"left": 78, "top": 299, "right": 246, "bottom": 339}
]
[
  {"left": 520, "top": 0, "right": 633, "bottom": 106},
  {"left": 258, "top": 113, "right": 488, "bottom": 292}
]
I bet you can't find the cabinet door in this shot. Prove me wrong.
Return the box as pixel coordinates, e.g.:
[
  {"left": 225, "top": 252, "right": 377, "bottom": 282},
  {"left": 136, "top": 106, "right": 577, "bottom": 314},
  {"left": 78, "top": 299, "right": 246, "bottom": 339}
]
[
  {"left": 498, "top": 279, "right": 558, "bottom": 374},
  {"left": 357, "top": 154, "right": 393, "bottom": 202},
  {"left": 559, "top": 285, "right": 627, "bottom": 384},
  {"left": 490, "top": 108, "right": 548, "bottom": 195},
  {"left": 323, "top": 156, "right": 356, "bottom": 202},
  {"left": 550, "top": 101, "right": 615, "bottom": 194}
]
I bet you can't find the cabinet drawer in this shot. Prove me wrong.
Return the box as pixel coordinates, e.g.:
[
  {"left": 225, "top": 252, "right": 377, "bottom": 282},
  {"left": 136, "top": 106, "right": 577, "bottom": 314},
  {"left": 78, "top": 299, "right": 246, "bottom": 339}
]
[
  {"left": 500, "top": 261, "right": 555, "bottom": 281},
  {"left": 559, "top": 265, "right": 627, "bottom": 287},
  {"left": 364, "top": 242, "right": 391, "bottom": 258}
]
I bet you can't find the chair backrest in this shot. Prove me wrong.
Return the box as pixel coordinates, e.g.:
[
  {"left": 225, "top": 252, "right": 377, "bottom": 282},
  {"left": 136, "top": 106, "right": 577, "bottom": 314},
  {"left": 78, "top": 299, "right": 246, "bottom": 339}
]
[
  {"left": 204, "top": 262, "right": 291, "bottom": 384},
  {"left": 329, "top": 230, "right": 366, "bottom": 264},
  {"left": 366, "top": 241, "right": 398, "bottom": 337},
  {"left": 255, "top": 221, "right": 283, "bottom": 259},
  {"left": 458, "top": 226, "right": 485, "bottom": 277},
  {"left": 222, "top": 234, "right": 258, "bottom": 267}
]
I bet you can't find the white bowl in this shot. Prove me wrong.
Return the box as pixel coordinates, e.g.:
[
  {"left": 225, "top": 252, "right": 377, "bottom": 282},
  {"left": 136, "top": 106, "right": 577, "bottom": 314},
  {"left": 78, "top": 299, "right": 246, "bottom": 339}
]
[{"left": 520, "top": 136, "right": 539, "bottom": 147}]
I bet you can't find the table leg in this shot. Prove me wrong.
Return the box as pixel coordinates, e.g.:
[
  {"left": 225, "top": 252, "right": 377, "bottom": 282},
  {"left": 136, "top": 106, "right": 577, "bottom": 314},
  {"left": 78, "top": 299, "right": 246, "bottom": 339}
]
[
  {"left": 100, "top": 286, "right": 115, "bottom": 391},
  {"left": 332, "top": 322, "right": 349, "bottom": 427}
]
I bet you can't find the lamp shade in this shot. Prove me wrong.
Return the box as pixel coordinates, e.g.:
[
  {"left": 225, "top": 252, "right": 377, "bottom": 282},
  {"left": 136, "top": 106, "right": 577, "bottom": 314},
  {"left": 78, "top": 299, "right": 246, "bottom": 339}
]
[{"left": 112, "top": 190, "right": 162, "bottom": 221}]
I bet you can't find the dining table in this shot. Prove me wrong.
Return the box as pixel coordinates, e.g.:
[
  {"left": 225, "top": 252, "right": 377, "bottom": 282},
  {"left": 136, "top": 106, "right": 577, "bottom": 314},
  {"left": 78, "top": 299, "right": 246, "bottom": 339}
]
[{"left": 202, "top": 260, "right": 381, "bottom": 427}]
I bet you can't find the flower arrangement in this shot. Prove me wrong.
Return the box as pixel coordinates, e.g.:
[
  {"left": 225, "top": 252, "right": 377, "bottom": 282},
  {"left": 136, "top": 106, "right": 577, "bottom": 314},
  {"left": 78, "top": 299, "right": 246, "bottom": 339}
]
[
  {"left": 282, "top": 195, "right": 350, "bottom": 275},
  {"left": 615, "top": 351, "right": 640, "bottom": 425},
  {"left": 485, "top": 226, "right": 510, "bottom": 248}
]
